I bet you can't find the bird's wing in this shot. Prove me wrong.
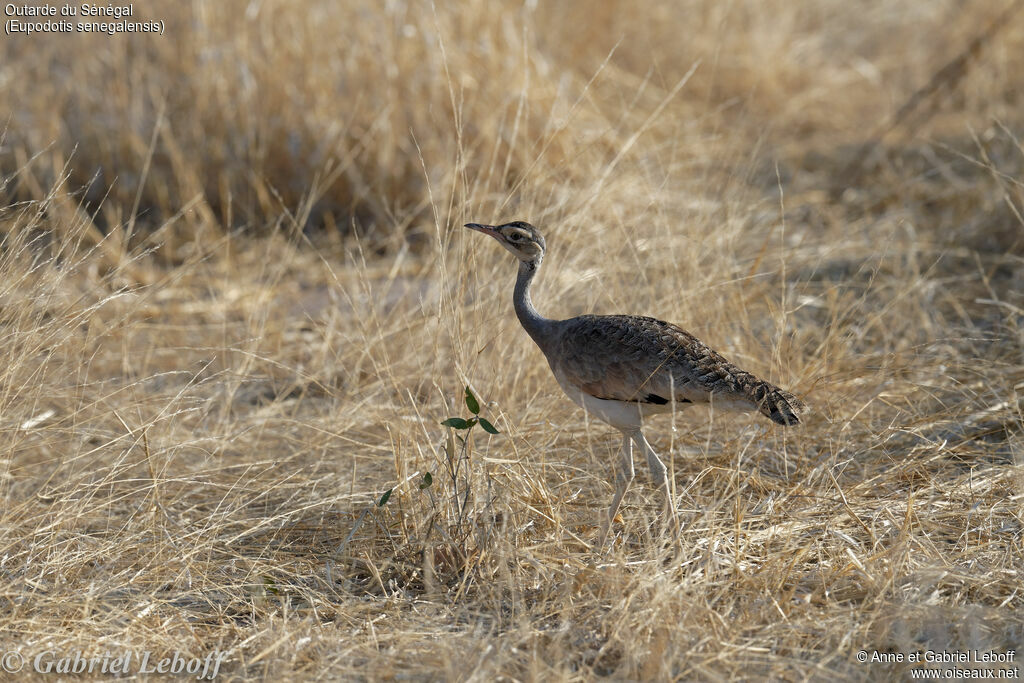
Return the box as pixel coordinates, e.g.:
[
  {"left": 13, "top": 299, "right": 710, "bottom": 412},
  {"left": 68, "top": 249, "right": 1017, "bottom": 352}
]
[
  {"left": 551, "top": 314, "right": 807, "bottom": 424},
  {"left": 552, "top": 315, "right": 720, "bottom": 404}
]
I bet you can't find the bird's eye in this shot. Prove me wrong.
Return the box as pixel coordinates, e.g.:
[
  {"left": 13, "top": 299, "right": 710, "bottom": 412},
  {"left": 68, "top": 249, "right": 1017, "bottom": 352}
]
[{"left": 509, "top": 233, "right": 523, "bottom": 241}]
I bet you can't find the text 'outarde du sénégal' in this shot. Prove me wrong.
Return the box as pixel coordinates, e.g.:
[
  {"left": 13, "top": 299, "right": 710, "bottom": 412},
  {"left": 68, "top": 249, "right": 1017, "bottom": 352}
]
[{"left": 4, "top": 4, "right": 134, "bottom": 19}]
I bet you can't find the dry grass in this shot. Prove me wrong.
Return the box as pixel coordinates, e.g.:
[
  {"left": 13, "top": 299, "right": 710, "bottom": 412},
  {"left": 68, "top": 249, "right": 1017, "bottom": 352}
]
[{"left": 1, "top": 0, "right": 1023, "bottom": 680}]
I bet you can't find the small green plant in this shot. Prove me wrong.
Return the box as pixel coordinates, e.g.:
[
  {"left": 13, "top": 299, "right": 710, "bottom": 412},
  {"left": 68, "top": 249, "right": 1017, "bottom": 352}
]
[
  {"left": 344, "top": 386, "right": 503, "bottom": 593},
  {"left": 372, "top": 386, "right": 498, "bottom": 510},
  {"left": 433, "top": 386, "right": 500, "bottom": 529},
  {"left": 440, "top": 386, "right": 500, "bottom": 435}
]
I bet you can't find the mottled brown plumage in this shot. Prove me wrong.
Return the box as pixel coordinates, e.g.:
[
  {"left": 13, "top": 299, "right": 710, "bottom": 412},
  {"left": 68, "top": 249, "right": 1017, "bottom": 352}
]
[
  {"left": 554, "top": 314, "right": 806, "bottom": 426},
  {"left": 465, "top": 220, "right": 806, "bottom": 545}
]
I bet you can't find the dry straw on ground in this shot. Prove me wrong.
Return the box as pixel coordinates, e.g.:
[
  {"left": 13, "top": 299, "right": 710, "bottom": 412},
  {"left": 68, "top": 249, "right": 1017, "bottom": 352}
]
[{"left": 1, "top": 0, "right": 1022, "bottom": 680}]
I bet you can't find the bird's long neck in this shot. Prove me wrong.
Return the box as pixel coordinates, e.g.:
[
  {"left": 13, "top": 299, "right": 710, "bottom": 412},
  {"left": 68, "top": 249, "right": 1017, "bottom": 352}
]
[{"left": 514, "top": 258, "right": 554, "bottom": 351}]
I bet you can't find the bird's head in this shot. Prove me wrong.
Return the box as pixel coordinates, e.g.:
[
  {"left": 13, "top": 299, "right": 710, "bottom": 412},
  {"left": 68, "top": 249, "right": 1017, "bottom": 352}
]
[{"left": 465, "top": 221, "right": 546, "bottom": 265}]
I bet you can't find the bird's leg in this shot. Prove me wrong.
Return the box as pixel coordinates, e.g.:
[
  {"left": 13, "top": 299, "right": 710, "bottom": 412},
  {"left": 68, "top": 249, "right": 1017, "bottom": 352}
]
[
  {"left": 598, "top": 432, "right": 634, "bottom": 546},
  {"left": 631, "top": 431, "right": 679, "bottom": 536},
  {"left": 633, "top": 430, "right": 667, "bottom": 487}
]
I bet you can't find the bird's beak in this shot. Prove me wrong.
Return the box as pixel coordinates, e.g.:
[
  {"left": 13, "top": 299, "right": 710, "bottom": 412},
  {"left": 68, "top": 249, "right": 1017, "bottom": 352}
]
[{"left": 464, "top": 223, "right": 500, "bottom": 238}]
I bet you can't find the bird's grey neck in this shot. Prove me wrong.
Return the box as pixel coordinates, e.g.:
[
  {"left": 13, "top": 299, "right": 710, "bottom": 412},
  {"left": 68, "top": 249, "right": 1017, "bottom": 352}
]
[{"left": 514, "top": 259, "right": 554, "bottom": 350}]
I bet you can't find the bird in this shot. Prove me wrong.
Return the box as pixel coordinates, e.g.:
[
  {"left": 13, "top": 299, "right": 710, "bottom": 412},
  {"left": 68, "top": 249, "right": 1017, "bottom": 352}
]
[{"left": 465, "top": 220, "right": 806, "bottom": 544}]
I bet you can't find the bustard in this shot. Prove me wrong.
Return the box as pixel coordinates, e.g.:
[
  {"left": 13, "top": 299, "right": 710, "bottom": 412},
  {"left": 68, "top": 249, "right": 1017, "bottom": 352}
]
[{"left": 466, "top": 221, "right": 806, "bottom": 543}]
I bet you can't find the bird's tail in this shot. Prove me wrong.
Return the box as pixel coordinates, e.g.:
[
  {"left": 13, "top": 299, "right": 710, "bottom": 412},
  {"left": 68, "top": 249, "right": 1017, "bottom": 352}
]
[{"left": 751, "top": 382, "right": 807, "bottom": 426}]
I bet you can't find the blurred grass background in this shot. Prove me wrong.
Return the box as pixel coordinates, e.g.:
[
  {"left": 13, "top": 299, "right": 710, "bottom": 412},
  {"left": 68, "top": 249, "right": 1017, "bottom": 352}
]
[{"left": 1, "top": 0, "right": 1022, "bottom": 679}]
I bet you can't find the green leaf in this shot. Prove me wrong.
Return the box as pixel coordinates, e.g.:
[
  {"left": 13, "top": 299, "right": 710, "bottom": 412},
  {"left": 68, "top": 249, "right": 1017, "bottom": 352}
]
[
  {"left": 377, "top": 488, "right": 393, "bottom": 507},
  {"left": 478, "top": 417, "right": 500, "bottom": 434},
  {"left": 464, "top": 386, "right": 481, "bottom": 414},
  {"left": 441, "top": 417, "right": 471, "bottom": 430},
  {"left": 419, "top": 472, "right": 433, "bottom": 489}
]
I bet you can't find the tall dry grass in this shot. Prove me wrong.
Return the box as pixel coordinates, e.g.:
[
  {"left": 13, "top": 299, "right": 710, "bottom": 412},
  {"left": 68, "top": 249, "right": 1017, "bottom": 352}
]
[{"left": 1, "top": 0, "right": 1022, "bottom": 679}]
